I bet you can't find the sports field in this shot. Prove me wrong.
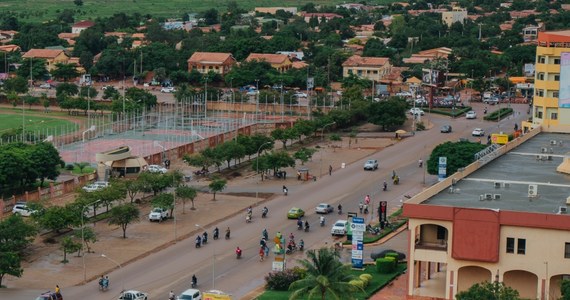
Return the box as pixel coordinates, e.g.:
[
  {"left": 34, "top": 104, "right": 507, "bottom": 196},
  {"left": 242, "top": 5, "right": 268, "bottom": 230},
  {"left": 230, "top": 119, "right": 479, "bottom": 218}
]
[
  {"left": 0, "top": 113, "right": 78, "bottom": 135},
  {"left": 1, "top": 0, "right": 396, "bottom": 23}
]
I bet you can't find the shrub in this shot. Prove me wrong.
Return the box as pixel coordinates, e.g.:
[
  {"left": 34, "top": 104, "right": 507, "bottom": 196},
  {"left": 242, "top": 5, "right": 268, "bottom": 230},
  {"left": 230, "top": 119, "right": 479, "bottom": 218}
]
[
  {"left": 65, "top": 164, "right": 74, "bottom": 170},
  {"left": 376, "top": 258, "right": 396, "bottom": 274},
  {"left": 359, "top": 274, "right": 370, "bottom": 287},
  {"left": 484, "top": 108, "right": 513, "bottom": 121},
  {"left": 360, "top": 273, "right": 373, "bottom": 281},
  {"left": 349, "top": 279, "right": 365, "bottom": 289},
  {"left": 264, "top": 266, "right": 305, "bottom": 290},
  {"left": 385, "top": 252, "right": 399, "bottom": 262},
  {"left": 385, "top": 256, "right": 397, "bottom": 268},
  {"left": 416, "top": 121, "right": 425, "bottom": 131}
]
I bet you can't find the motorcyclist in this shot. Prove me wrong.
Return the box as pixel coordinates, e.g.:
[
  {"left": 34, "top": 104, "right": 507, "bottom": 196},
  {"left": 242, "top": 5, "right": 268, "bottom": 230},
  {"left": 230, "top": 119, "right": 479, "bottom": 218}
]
[
  {"left": 304, "top": 220, "right": 310, "bottom": 232},
  {"left": 299, "top": 239, "right": 305, "bottom": 251},
  {"left": 247, "top": 206, "right": 252, "bottom": 215},
  {"left": 363, "top": 204, "right": 369, "bottom": 214},
  {"left": 364, "top": 195, "right": 370, "bottom": 205},
  {"left": 260, "top": 238, "right": 267, "bottom": 248},
  {"left": 191, "top": 274, "right": 197, "bottom": 288},
  {"left": 246, "top": 213, "right": 252, "bottom": 223},
  {"left": 359, "top": 202, "right": 363, "bottom": 213},
  {"left": 202, "top": 231, "right": 208, "bottom": 244},
  {"left": 195, "top": 235, "right": 202, "bottom": 248},
  {"left": 383, "top": 181, "right": 387, "bottom": 191},
  {"left": 338, "top": 204, "right": 343, "bottom": 214},
  {"left": 319, "top": 215, "right": 325, "bottom": 226},
  {"left": 213, "top": 227, "right": 219, "bottom": 240},
  {"left": 283, "top": 185, "right": 288, "bottom": 196},
  {"left": 225, "top": 227, "right": 231, "bottom": 239},
  {"left": 169, "top": 291, "right": 175, "bottom": 300},
  {"left": 418, "top": 159, "right": 423, "bottom": 168},
  {"left": 262, "top": 228, "right": 268, "bottom": 240},
  {"left": 297, "top": 218, "right": 303, "bottom": 230},
  {"left": 289, "top": 232, "right": 295, "bottom": 242},
  {"left": 262, "top": 206, "right": 268, "bottom": 218},
  {"left": 235, "top": 246, "right": 242, "bottom": 258}
]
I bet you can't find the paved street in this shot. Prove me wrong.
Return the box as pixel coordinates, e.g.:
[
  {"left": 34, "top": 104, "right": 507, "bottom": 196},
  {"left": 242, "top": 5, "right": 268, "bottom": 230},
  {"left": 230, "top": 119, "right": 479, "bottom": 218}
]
[{"left": 0, "top": 103, "right": 529, "bottom": 300}]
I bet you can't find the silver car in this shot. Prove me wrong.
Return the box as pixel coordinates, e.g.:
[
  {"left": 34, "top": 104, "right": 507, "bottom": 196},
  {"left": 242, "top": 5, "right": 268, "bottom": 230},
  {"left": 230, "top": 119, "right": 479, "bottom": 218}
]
[
  {"left": 315, "top": 203, "right": 334, "bottom": 214},
  {"left": 364, "top": 159, "right": 378, "bottom": 171}
]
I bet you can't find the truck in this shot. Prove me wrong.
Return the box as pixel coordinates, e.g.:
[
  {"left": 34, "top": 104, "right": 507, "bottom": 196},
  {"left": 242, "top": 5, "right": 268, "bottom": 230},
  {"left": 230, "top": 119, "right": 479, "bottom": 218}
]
[
  {"left": 203, "top": 290, "right": 232, "bottom": 300},
  {"left": 148, "top": 207, "right": 170, "bottom": 222}
]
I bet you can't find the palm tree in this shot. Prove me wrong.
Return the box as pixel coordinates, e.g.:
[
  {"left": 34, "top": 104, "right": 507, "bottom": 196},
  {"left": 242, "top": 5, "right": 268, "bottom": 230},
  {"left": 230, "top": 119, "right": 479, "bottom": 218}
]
[{"left": 289, "top": 248, "right": 359, "bottom": 300}]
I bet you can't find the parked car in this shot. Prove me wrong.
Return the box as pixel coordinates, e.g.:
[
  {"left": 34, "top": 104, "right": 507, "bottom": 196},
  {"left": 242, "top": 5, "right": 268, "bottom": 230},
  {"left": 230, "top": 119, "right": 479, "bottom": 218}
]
[
  {"left": 147, "top": 164, "right": 167, "bottom": 174},
  {"left": 465, "top": 111, "right": 477, "bottom": 119},
  {"left": 12, "top": 202, "right": 37, "bottom": 217},
  {"left": 161, "top": 87, "right": 175, "bottom": 93},
  {"left": 118, "top": 290, "right": 148, "bottom": 300},
  {"left": 35, "top": 291, "right": 62, "bottom": 300},
  {"left": 440, "top": 125, "right": 452, "bottom": 133},
  {"left": 363, "top": 159, "right": 379, "bottom": 171},
  {"left": 82, "top": 181, "right": 110, "bottom": 192},
  {"left": 331, "top": 220, "right": 348, "bottom": 236},
  {"left": 294, "top": 92, "right": 308, "bottom": 98},
  {"left": 315, "top": 203, "right": 334, "bottom": 214},
  {"left": 472, "top": 128, "right": 485, "bottom": 136},
  {"left": 149, "top": 207, "right": 170, "bottom": 222},
  {"left": 415, "top": 97, "right": 427, "bottom": 106},
  {"left": 287, "top": 207, "right": 305, "bottom": 219},
  {"left": 409, "top": 108, "right": 425, "bottom": 116},
  {"left": 396, "top": 91, "right": 412, "bottom": 97},
  {"left": 178, "top": 288, "right": 202, "bottom": 300},
  {"left": 39, "top": 83, "right": 52, "bottom": 89}
]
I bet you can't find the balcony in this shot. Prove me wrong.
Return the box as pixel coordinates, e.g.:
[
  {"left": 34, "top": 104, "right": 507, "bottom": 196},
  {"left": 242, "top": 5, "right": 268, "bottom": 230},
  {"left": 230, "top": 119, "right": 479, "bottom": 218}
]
[{"left": 415, "top": 240, "right": 448, "bottom": 251}]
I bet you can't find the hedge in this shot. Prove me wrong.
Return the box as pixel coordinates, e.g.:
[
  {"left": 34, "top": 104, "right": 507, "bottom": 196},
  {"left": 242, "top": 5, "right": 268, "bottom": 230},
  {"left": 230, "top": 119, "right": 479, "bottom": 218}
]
[
  {"left": 264, "top": 267, "right": 306, "bottom": 291},
  {"left": 376, "top": 258, "right": 396, "bottom": 274},
  {"left": 484, "top": 107, "right": 513, "bottom": 121},
  {"left": 424, "top": 106, "right": 472, "bottom": 118},
  {"left": 385, "top": 252, "right": 400, "bottom": 262}
]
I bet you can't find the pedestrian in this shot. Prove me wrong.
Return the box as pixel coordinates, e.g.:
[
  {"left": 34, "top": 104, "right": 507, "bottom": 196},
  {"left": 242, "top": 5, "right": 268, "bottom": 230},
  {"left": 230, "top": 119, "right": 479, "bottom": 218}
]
[
  {"left": 264, "top": 244, "right": 270, "bottom": 257},
  {"left": 329, "top": 165, "right": 332, "bottom": 176},
  {"left": 55, "top": 285, "right": 60, "bottom": 294},
  {"left": 283, "top": 171, "right": 287, "bottom": 179},
  {"left": 297, "top": 171, "right": 301, "bottom": 180}
]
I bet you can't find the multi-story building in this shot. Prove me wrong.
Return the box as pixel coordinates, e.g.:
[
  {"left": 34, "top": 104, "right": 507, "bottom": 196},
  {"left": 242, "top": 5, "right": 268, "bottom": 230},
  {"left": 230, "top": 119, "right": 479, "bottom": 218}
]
[
  {"left": 441, "top": 7, "right": 467, "bottom": 27},
  {"left": 187, "top": 52, "right": 236, "bottom": 76},
  {"left": 524, "top": 31, "right": 570, "bottom": 133},
  {"left": 403, "top": 129, "right": 570, "bottom": 300},
  {"left": 342, "top": 55, "right": 391, "bottom": 82},
  {"left": 245, "top": 53, "right": 292, "bottom": 73}
]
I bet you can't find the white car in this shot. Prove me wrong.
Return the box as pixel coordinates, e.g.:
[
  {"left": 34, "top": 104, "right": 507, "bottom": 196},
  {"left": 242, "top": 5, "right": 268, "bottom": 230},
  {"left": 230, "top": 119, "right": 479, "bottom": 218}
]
[
  {"left": 363, "top": 159, "right": 378, "bottom": 171},
  {"left": 178, "top": 288, "right": 202, "bottom": 300},
  {"left": 148, "top": 207, "right": 170, "bottom": 222},
  {"left": 39, "top": 83, "right": 52, "bottom": 89},
  {"left": 294, "top": 92, "right": 308, "bottom": 98},
  {"left": 12, "top": 202, "right": 37, "bottom": 217},
  {"left": 315, "top": 203, "right": 334, "bottom": 214},
  {"left": 331, "top": 220, "right": 348, "bottom": 236},
  {"left": 472, "top": 128, "right": 485, "bottom": 136},
  {"left": 118, "top": 290, "right": 148, "bottom": 300},
  {"left": 396, "top": 91, "right": 412, "bottom": 97},
  {"left": 147, "top": 164, "right": 167, "bottom": 174},
  {"left": 409, "top": 108, "right": 424, "bottom": 116},
  {"left": 161, "top": 87, "right": 175, "bottom": 93},
  {"left": 82, "top": 181, "right": 110, "bottom": 192},
  {"left": 466, "top": 111, "right": 477, "bottom": 119}
]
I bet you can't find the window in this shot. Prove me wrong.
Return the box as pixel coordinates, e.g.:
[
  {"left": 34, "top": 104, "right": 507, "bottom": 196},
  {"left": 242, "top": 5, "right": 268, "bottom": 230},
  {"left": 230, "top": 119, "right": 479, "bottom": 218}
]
[
  {"left": 536, "top": 110, "right": 543, "bottom": 119},
  {"left": 506, "top": 237, "right": 515, "bottom": 253},
  {"left": 517, "top": 238, "right": 526, "bottom": 254},
  {"left": 436, "top": 226, "right": 446, "bottom": 240},
  {"left": 538, "top": 90, "right": 544, "bottom": 97},
  {"left": 538, "top": 56, "right": 546, "bottom": 64},
  {"left": 565, "top": 243, "right": 570, "bottom": 259},
  {"left": 555, "top": 75, "right": 560, "bottom": 81},
  {"left": 554, "top": 91, "right": 559, "bottom": 98},
  {"left": 551, "top": 112, "right": 558, "bottom": 120},
  {"left": 554, "top": 58, "right": 561, "bottom": 65},
  {"left": 537, "top": 73, "right": 545, "bottom": 80}
]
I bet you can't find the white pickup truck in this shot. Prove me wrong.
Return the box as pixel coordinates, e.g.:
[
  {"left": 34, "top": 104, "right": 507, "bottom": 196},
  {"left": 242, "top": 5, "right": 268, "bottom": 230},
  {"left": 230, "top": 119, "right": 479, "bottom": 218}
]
[{"left": 148, "top": 208, "right": 170, "bottom": 222}]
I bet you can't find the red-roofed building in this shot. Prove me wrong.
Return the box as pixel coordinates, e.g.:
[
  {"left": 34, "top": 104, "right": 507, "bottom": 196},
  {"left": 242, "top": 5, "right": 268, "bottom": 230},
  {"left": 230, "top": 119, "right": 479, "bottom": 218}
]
[
  {"left": 72, "top": 20, "right": 95, "bottom": 34},
  {"left": 187, "top": 52, "right": 236, "bottom": 76},
  {"left": 509, "top": 10, "right": 537, "bottom": 19},
  {"left": 301, "top": 13, "right": 342, "bottom": 23},
  {"left": 342, "top": 55, "right": 392, "bottom": 81},
  {"left": 22, "top": 49, "right": 69, "bottom": 71},
  {"left": 245, "top": 53, "right": 292, "bottom": 72},
  {"left": 0, "top": 44, "right": 20, "bottom": 52},
  {"left": 403, "top": 47, "right": 453, "bottom": 64}
]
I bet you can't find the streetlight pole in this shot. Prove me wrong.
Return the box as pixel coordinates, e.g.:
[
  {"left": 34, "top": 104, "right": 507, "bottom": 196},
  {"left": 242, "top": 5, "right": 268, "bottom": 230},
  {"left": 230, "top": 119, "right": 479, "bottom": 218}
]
[
  {"left": 82, "top": 199, "right": 102, "bottom": 283},
  {"left": 320, "top": 122, "right": 336, "bottom": 142},
  {"left": 255, "top": 79, "right": 259, "bottom": 122},
  {"left": 101, "top": 254, "right": 123, "bottom": 291},
  {"left": 256, "top": 141, "right": 273, "bottom": 201},
  {"left": 195, "top": 224, "right": 215, "bottom": 289}
]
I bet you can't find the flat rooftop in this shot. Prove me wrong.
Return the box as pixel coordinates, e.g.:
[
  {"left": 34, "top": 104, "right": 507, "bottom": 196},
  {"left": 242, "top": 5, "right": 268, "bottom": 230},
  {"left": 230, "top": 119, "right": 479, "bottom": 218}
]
[{"left": 424, "top": 132, "right": 570, "bottom": 214}]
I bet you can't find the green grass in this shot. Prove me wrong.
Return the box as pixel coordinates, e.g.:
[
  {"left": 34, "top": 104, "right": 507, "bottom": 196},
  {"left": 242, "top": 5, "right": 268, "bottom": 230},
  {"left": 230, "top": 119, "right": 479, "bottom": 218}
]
[
  {"left": 0, "top": 113, "right": 78, "bottom": 135},
  {"left": 256, "top": 263, "right": 407, "bottom": 300},
  {"left": 2, "top": 0, "right": 398, "bottom": 23}
]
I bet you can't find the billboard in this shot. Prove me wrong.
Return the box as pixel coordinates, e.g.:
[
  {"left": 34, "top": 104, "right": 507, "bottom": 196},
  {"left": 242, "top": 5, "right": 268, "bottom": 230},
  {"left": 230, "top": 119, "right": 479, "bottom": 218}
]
[
  {"left": 491, "top": 134, "right": 509, "bottom": 145},
  {"left": 422, "top": 68, "right": 442, "bottom": 86},
  {"left": 560, "top": 52, "right": 570, "bottom": 108}
]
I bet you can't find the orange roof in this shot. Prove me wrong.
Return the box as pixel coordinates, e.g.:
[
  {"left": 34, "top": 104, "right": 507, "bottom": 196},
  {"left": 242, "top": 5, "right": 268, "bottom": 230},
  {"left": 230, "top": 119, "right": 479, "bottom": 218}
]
[
  {"left": 58, "top": 33, "right": 79, "bottom": 39},
  {"left": 538, "top": 30, "right": 570, "bottom": 44},
  {"left": 22, "top": 49, "right": 66, "bottom": 59},
  {"left": 73, "top": 20, "right": 95, "bottom": 28},
  {"left": 246, "top": 53, "right": 290, "bottom": 65},
  {"left": 292, "top": 61, "right": 308, "bottom": 69},
  {"left": 132, "top": 33, "right": 145, "bottom": 39},
  {"left": 105, "top": 32, "right": 128, "bottom": 38},
  {"left": 0, "top": 44, "right": 21, "bottom": 52},
  {"left": 342, "top": 55, "right": 389, "bottom": 67},
  {"left": 188, "top": 52, "right": 235, "bottom": 64}
]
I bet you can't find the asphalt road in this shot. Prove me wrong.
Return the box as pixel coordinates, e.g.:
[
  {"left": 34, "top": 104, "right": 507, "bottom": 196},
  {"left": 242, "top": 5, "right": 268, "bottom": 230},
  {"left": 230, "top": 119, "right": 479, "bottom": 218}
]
[{"left": 2, "top": 103, "right": 528, "bottom": 300}]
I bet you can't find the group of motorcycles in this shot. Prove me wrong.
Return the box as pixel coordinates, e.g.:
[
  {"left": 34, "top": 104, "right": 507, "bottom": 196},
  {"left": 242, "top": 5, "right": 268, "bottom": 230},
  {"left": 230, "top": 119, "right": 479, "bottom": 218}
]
[{"left": 195, "top": 227, "right": 230, "bottom": 248}]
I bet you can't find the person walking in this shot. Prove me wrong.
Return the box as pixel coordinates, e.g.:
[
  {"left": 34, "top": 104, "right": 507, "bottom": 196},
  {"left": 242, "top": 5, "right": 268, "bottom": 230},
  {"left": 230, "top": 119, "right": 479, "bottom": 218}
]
[{"left": 329, "top": 165, "right": 332, "bottom": 176}]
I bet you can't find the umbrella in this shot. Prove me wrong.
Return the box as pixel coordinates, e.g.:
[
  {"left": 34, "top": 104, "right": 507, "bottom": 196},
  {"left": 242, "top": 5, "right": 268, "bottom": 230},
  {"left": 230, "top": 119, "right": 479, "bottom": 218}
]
[{"left": 395, "top": 130, "right": 407, "bottom": 134}]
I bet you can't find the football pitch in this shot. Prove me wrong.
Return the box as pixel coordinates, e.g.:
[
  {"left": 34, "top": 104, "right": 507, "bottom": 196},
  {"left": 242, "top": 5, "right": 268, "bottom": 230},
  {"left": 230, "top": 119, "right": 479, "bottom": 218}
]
[{"left": 0, "top": 113, "right": 78, "bottom": 135}]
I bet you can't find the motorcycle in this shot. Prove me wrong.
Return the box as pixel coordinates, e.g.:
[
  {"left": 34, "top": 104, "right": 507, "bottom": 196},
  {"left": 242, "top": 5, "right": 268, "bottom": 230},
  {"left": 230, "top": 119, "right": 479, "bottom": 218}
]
[
  {"left": 236, "top": 249, "right": 242, "bottom": 259},
  {"left": 213, "top": 228, "right": 219, "bottom": 240},
  {"left": 285, "top": 244, "right": 297, "bottom": 255},
  {"left": 304, "top": 222, "right": 310, "bottom": 232},
  {"left": 262, "top": 229, "right": 268, "bottom": 241},
  {"left": 283, "top": 186, "right": 288, "bottom": 196},
  {"left": 98, "top": 277, "right": 109, "bottom": 291},
  {"left": 225, "top": 229, "right": 231, "bottom": 240},
  {"left": 383, "top": 181, "right": 388, "bottom": 191},
  {"left": 393, "top": 176, "right": 400, "bottom": 185},
  {"left": 337, "top": 205, "right": 342, "bottom": 215},
  {"left": 359, "top": 203, "right": 363, "bottom": 213},
  {"left": 193, "top": 169, "right": 209, "bottom": 176},
  {"left": 297, "top": 220, "right": 303, "bottom": 230},
  {"left": 363, "top": 205, "right": 369, "bottom": 214},
  {"left": 202, "top": 233, "right": 208, "bottom": 244},
  {"left": 418, "top": 160, "right": 423, "bottom": 168},
  {"left": 262, "top": 207, "right": 268, "bottom": 218},
  {"left": 195, "top": 237, "right": 202, "bottom": 248},
  {"left": 319, "top": 217, "right": 325, "bottom": 227},
  {"left": 191, "top": 275, "right": 197, "bottom": 288},
  {"left": 367, "top": 224, "right": 380, "bottom": 235},
  {"left": 246, "top": 214, "right": 252, "bottom": 223}
]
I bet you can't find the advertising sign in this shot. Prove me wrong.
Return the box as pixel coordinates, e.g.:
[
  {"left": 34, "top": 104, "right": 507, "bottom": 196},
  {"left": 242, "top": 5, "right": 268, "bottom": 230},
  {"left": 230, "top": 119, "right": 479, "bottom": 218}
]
[
  {"left": 438, "top": 157, "right": 447, "bottom": 181},
  {"left": 351, "top": 217, "right": 365, "bottom": 269},
  {"left": 560, "top": 52, "right": 570, "bottom": 108},
  {"left": 379, "top": 201, "right": 387, "bottom": 225},
  {"left": 307, "top": 77, "right": 315, "bottom": 89},
  {"left": 491, "top": 133, "right": 509, "bottom": 145}
]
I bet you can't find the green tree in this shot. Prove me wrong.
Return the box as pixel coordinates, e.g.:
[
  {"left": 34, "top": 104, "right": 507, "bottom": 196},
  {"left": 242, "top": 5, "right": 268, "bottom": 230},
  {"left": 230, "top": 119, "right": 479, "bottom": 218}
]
[
  {"left": 23, "top": 95, "right": 39, "bottom": 108},
  {"left": 217, "top": 141, "right": 246, "bottom": 168},
  {"left": 125, "top": 180, "right": 142, "bottom": 203},
  {"left": 74, "top": 162, "right": 90, "bottom": 174},
  {"left": 15, "top": 58, "right": 49, "bottom": 80},
  {"left": 137, "top": 172, "right": 172, "bottom": 196},
  {"left": 0, "top": 214, "right": 38, "bottom": 254},
  {"left": 294, "top": 147, "right": 317, "bottom": 165},
  {"left": 0, "top": 251, "right": 23, "bottom": 287},
  {"left": 289, "top": 248, "right": 359, "bottom": 300},
  {"left": 51, "top": 63, "right": 79, "bottom": 82},
  {"left": 55, "top": 82, "right": 79, "bottom": 99},
  {"left": 271, "top": 127, "right": 297, "bottom": 150},
  {"left": 60, "top": 236, "right": 81, "bottom": 263},
  {"left": 562, "top": 279, "right": 570, "bottom": 300},
  {"left": 208, "top": 176, "right": 227, "bottom": 201},
  {"left": 456, "top": 281, "right": 520, "bottom": 300},
  {"left": 267, "top": 151, "right": 295, "bottom": 174},
  {"left": 176, "top": 185, "right": 198, "bottom": 212},
  {"left": 3, "top": 76, "right": 29, "bottom": 94},
  {"left": 151, "top": 193, "right": 175, "bottom": 217},
  {"left": 427, "top": 141, "right": 487, "bottom": 176},
  {"left": 36, "top": 205, "right": 79, "bottom": 233},
  {"left": 30, "top": 142, "right": 64, "bottom": 186},
  {"left": 73, "top": 227, "right": 97, "bottom": 254},
  {"left": 108, "top": 203, "right": 140, "bottom": 238},
  {"left": 79, "top": 86, "right": 98, "bottom": 99},
  {"left": 183, "top": 153, "right": 213, "bottom": 171},
  {"left": 367, "top": 98, "right": 407, "bottom": 131},
  {"left": 293, "top": 119, "right": 316, "bottom": 142}
]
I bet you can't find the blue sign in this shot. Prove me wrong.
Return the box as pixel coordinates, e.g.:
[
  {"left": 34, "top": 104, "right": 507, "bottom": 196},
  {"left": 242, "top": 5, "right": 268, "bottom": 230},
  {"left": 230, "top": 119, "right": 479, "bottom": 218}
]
[
  {"left": 351, "top": 241, "right": 364, "bottom": 269},
  {"left": 438, "top": 156, "right": 447, "bottom": 181},
  {"left": 352, "top": 217, "right": 364, "bottom": 224}
]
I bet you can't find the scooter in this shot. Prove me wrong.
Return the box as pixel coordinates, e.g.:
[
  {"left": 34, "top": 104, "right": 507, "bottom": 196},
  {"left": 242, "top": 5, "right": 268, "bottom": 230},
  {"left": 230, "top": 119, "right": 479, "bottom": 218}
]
[
  {"left": 202, "top": 233, "right": 208, "bottom": 244},
  {"left": 236, "top": 249, "right": 242, "bottom": 259},
  {"left": 195, "top": 238, "right": 201, "bottom": 248},
  {"left": 98, "top": 278, "right": 109, "bottom": 291},
  {"left": 297, "top": 221, "right": 303, "bottom": 230},
  {"left": 418, "top": 160, "right": 423, "bottom": 168},
  {"left": 246, "top": 214, "right": 252, "bottom": 223},
  {"left": 304, "top": 223, "right": 310, "bottom": 232},
  {"left": 191, "top": 276, "right": 197, "bottom": 288},
  {"left": 213, "top": 228, "right": 219, "bottom": 240},
  {"left": 363, "top": 205, "right": 369, "bottom": 214},
  {"left": 383, "top": 182, "right": 387, "bottom": 191},
  {"left": 262, "top": 208, "right": 268, "bottom": 218},
  {"left": 319, "top": 217, "right": 325, "bottom": 227}
]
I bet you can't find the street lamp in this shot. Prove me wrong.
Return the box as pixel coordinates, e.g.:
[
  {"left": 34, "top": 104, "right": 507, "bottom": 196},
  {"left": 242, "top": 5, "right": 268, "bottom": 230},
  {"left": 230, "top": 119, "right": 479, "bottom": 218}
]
[
  {"left": 101, "top": 254, "right": 123, "bottom": 291},
  {"left": 195, "top": 224, "right": 215, "bottom": 289},
  {"left": 256, "top": 141, "right": 273, "bottom": 201},
  {"left": 255, "top": 79, "right": 260, "bottom": 121},
  {"left": 320, "top": 122, "right": 336, "bottom": 142},
  {"left": 82, "top": 199, "right": 102, "bottom": 283}
]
